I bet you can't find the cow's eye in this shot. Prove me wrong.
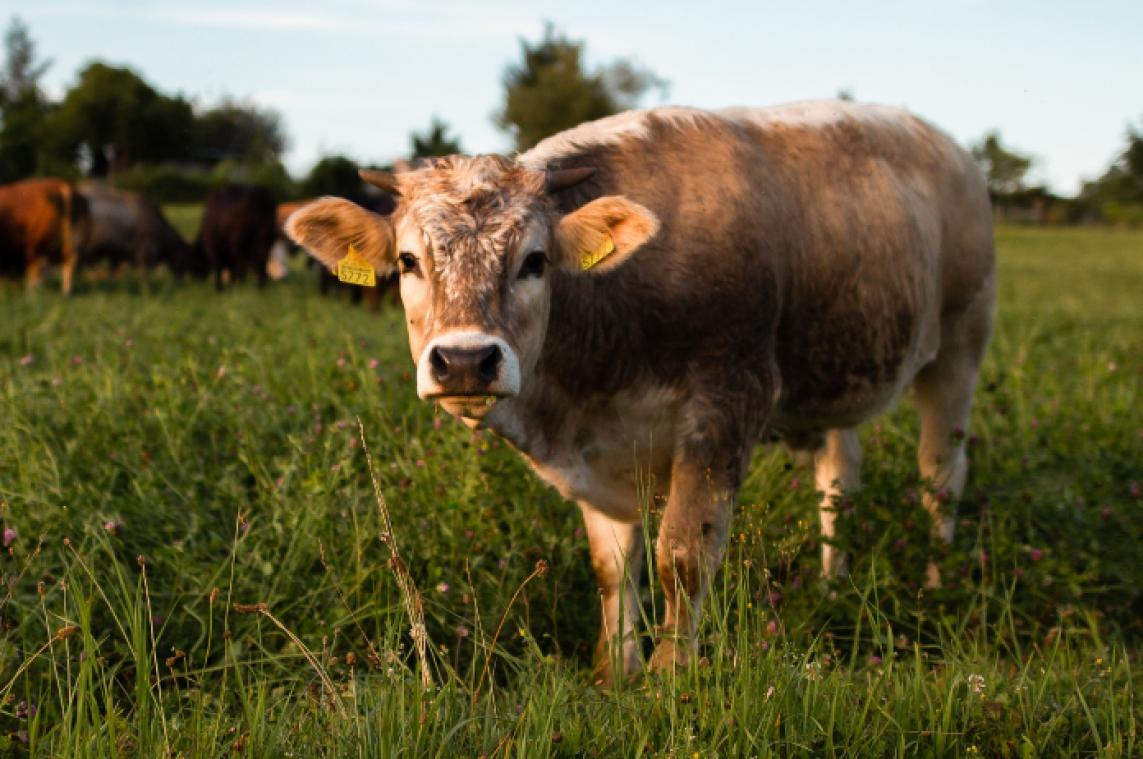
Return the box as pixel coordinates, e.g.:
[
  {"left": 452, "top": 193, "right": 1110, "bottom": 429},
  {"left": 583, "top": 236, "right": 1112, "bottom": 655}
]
[
  {"left": 398, "top": 252, "right": 419, "bottom": 275},
  {"left": 518, "top": 251, "right": 547, "bottom": 279}
]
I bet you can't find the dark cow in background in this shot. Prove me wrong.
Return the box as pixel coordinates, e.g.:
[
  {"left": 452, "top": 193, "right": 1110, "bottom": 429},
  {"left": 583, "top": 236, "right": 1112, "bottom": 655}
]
[
  {"left": 196, "top": 184, "right": 277, "bottom": 290},
  {"left": 78, "top": 183, "right": 191, "bottom": 277},
  {"left": 0, "top": 178, "right": 89, "bottom": 294}
]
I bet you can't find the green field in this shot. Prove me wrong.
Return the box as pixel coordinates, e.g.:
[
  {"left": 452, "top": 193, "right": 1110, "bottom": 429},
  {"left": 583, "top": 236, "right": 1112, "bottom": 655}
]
[{"left": 0, "top": 226, "right": 1140, "bottom": 756}]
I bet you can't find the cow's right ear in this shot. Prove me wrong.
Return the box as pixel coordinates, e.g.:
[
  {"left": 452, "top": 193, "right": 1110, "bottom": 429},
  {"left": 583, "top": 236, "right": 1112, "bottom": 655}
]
[{"left": 285, "top": 198, "right": 395, "bottom": 273}]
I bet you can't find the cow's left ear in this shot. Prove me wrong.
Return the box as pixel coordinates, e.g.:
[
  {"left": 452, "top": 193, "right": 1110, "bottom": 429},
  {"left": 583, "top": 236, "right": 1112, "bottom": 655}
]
[{"left": 554, "top": 196, "right": 659, "bottom": 274}]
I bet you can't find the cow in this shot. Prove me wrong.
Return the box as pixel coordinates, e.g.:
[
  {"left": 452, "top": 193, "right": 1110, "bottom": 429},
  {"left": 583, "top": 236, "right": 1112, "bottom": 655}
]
[
  {"left": 0, "top": 177, "right": 89, "bottom": 294},
  {"left": 196, "top": 184, "right": 277, "bottom": 290},
  {"left": 78, "top": 183, "right": 191, "bottom": 278},
  {"left": 286, "top": 100, "right": 996, "bottom": 683}
]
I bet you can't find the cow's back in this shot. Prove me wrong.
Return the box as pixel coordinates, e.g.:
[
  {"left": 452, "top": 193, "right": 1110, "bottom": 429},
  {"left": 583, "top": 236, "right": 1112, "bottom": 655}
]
[
  {"left": 720, "top": 103, "right": 994, "bottom": 425},
  {"left": 521, "top": 102, "right": 993, "bottom": 427}
]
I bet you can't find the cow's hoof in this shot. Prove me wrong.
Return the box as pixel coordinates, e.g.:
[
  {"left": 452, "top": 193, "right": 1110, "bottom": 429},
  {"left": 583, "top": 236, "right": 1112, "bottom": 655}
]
[
  {"left": 591, "top": 661, "right": 642, "bottom": 690},
  {"left": 648, "top": 639, "right": 690, "bottom": 673},
  {"left": 590, "top": 658, "right": 621, "bottom": 689}
]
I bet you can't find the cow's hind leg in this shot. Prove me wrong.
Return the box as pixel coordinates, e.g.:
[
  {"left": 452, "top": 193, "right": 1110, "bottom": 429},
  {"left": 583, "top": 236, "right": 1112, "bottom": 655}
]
[
  {"left": 815, "top": 428, "right": 862, "bottom": 579},
  {"left": 915, "top": 283, "right": 994, "bottom": 588},
  {"left": 579, "top": 504, "right": 644, "bottom": 685}
]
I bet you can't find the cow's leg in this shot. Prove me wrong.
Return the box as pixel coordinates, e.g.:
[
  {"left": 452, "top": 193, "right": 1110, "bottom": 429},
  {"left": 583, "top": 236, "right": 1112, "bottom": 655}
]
[
  {"left": 60, "top": 258, "right": 75, "bottom": 296},
  {"left": 650, "top": 454, "right": 738, "bottom": 671},
  {"left": 915, "top": 282, "right": 994, "bottom": 588},
  {"left": 648, "top": 378, "right": 768, "bottom": 672},
  {"left": 579, "top": 503, "right": 643, "bottom": 684},
  {"left": 24, "top": 256, "right": 42, "bottom": 291},
  {"left": 815, "top": 428, "right": 862, "bottom": 579}
]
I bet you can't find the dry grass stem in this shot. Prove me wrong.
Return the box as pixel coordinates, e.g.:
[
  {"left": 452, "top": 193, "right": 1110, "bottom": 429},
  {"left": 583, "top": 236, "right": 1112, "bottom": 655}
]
[{"left": 358, "top": 417, "right": 434, "bottom": 690}]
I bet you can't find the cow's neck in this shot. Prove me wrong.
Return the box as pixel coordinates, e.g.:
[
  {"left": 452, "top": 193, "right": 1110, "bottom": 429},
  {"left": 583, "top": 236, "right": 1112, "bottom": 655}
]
[{"left": 480, "top": 269, "right": 660, "bottom": 461}]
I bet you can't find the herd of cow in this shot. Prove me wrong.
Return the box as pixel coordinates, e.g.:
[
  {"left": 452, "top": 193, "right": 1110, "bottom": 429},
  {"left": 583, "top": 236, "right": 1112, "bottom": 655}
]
[{"left": 0, "top": 176, "right": 395, "bottom": 302}]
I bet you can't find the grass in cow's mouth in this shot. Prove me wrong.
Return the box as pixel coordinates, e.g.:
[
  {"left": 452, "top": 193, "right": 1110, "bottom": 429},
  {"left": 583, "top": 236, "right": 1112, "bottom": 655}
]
[{"left": 0, "top": 226, "right": 1139, "bottom": 756}]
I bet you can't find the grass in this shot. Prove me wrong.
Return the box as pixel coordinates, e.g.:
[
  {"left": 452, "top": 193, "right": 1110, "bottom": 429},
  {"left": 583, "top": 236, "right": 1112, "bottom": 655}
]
[
  {"left": 161, "top": 204, "right": 204, "bottom": 243},
  {"left": 0, "top": 225, "right": 1140, "bottom": 756}
]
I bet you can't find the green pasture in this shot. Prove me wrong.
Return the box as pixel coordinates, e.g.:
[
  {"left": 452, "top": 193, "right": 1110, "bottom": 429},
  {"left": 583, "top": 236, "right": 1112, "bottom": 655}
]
[
  {"left": 0, "top": 226, "right": 1139, "bottom": 756},
  {"left": 161, "top": 204, "right": 204, "bottom": 243}
]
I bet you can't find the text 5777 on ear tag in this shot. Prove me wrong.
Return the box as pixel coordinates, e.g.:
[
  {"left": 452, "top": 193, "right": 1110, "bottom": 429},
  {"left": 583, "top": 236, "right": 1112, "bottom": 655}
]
[{"left": 337, "top": 244, "right": 376, "bottom": 287}]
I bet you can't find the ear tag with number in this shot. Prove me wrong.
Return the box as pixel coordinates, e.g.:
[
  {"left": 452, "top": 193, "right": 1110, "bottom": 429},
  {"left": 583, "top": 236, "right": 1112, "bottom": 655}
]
[
  {"left": 337, "top": 244, "right": 376, "bottom": 287},
  {"left": 580, "top": 235, "right": 614, "bottom": 271}
]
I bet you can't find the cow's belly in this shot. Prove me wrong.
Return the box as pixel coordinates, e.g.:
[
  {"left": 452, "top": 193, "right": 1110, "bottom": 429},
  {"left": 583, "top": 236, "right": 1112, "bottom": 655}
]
[{"left": 771, "top": 301, "right": 941, "bottom": 440}]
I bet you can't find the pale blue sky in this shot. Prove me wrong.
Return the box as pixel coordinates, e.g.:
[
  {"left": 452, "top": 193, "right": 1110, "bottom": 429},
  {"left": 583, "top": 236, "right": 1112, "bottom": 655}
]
[{"left": 12, "top": 0, "right": 1142, "bottom": 194}]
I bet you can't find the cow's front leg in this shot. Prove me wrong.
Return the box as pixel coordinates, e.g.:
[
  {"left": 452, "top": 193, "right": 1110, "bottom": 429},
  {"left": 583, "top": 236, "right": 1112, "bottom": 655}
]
[
  {"left": 579, "top": 503, "right": 644, "bottom": 684},
  {"left": 649, "top": 447, "right": 743, "bottom": 671}
]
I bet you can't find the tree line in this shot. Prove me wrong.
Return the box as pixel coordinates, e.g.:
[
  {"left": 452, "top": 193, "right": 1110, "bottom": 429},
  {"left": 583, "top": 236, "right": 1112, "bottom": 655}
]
[
  {"left": 0, "top": 19, "right": 663, "bottom": 206},
  {"left": 1, "top": 16, "right": 1140, "bottom": 225}
]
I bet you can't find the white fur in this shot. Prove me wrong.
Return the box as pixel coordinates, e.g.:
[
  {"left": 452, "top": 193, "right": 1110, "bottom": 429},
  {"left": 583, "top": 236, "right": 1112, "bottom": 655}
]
[
  {"left": 718, "top": 100, "right": 916, "bottom": 131},
  {"left": 519, "top": 101, "right": 923, "bottom": 171},
  {"left": 519, "top": 107, "right": 717, "bottom": 170}
]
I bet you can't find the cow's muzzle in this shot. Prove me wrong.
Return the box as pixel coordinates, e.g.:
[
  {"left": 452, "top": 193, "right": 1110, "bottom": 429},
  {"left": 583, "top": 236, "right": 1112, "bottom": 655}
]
[
  {"left": 416, "top": 331, "right": 520, "bottom": 410},
  {"left": 429, "top": 344, "right": 502, "bottom": 392}
]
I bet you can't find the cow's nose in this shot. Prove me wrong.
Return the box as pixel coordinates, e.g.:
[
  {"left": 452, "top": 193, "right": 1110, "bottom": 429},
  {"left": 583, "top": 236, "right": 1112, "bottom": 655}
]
[{"left": 429, "top": 344, "right": 502, "bottom": 392}]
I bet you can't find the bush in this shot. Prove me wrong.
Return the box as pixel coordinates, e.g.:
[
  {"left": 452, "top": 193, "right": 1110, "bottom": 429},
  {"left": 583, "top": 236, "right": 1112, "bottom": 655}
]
[
  {"left": 1099, "top": 201, "right": 1143, "bottom": 227},
  {"left": 112, "top": 163, "right": 218, "bottom": 203}
]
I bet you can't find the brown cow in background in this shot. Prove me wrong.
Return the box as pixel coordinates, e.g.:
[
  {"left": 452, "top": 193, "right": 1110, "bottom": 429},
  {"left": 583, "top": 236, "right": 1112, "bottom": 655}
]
[
  {"left": 196, "top": 184, "right": 277, "bottom": 290},
  {"left": 0, "top": 178, "right": 89, "bottom": 294}
]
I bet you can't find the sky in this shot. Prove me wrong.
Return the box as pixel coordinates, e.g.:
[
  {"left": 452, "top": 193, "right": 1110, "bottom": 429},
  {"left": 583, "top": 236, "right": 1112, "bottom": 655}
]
[{"left": 10, "top": 0, "right": 1142, "bottom": 195}]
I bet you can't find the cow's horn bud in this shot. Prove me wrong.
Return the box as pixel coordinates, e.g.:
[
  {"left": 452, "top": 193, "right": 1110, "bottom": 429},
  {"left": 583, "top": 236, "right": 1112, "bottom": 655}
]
[
  {"left": 359, "top": 169, "right": 401, "bottom": 196},
  {"left": 545, "top": 167, "right": 596, "bottom": 193}
]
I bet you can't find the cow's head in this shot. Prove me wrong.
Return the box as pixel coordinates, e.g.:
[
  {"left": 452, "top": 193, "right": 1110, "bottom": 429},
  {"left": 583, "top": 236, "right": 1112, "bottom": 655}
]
[{"left": 286, "top": 155, "right": 658, "bottom": 421}]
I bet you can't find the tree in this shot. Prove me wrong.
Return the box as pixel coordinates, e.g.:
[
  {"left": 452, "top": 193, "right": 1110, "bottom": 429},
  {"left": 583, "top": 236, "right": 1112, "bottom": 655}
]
[
  {"left": 1111, "top": 123, "right": 1143, "bottom": 202},
  {"left": 47, "top": 62, "right": 195, "bottom": 176},
  {"left": 495, "top": 24, "right": 666, "bottom": 151},
  {"left": 0, "top": 16, "right": 48, "bottom": 104},
  {"left": 302, "top": 154, "right": 363, "bottom": 198},
  {"left": 971, "top": 131, "right": 1033, "bottom": 196},
  {"left": 194, "top": 99, "right": 286, "bottom": 166},
  {"left": 410, "top": 117, "right": 462, "bottom": 159},
  {"left": 0, "top": 16, "right": 51, "bottom": 181},
  {"left": 1079, "top": 119, "right": 1143, "bottom": 219}
]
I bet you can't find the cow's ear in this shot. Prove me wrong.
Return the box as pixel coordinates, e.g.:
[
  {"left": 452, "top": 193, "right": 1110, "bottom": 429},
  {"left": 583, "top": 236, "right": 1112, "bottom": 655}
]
[
  {"left": 554, "top": 196, "right": 659, "bottom": 274},
  {"left": 285, "top": 198, "right": 395, "bottom": 273}
]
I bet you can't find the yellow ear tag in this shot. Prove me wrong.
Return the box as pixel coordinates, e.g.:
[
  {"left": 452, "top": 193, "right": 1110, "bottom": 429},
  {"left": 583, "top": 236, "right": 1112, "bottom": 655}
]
[
  {"left": 337, "top": 244, "right": 376, "bottom": 287},
  {"left": 580, "top": 235, "right": 614, "bottom": 271}
]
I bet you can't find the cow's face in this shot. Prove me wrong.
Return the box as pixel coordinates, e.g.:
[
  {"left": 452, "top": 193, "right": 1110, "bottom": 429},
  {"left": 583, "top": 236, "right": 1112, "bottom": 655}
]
[{"left": 286, "top": 156, "right": 658, "bottom": 421}]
